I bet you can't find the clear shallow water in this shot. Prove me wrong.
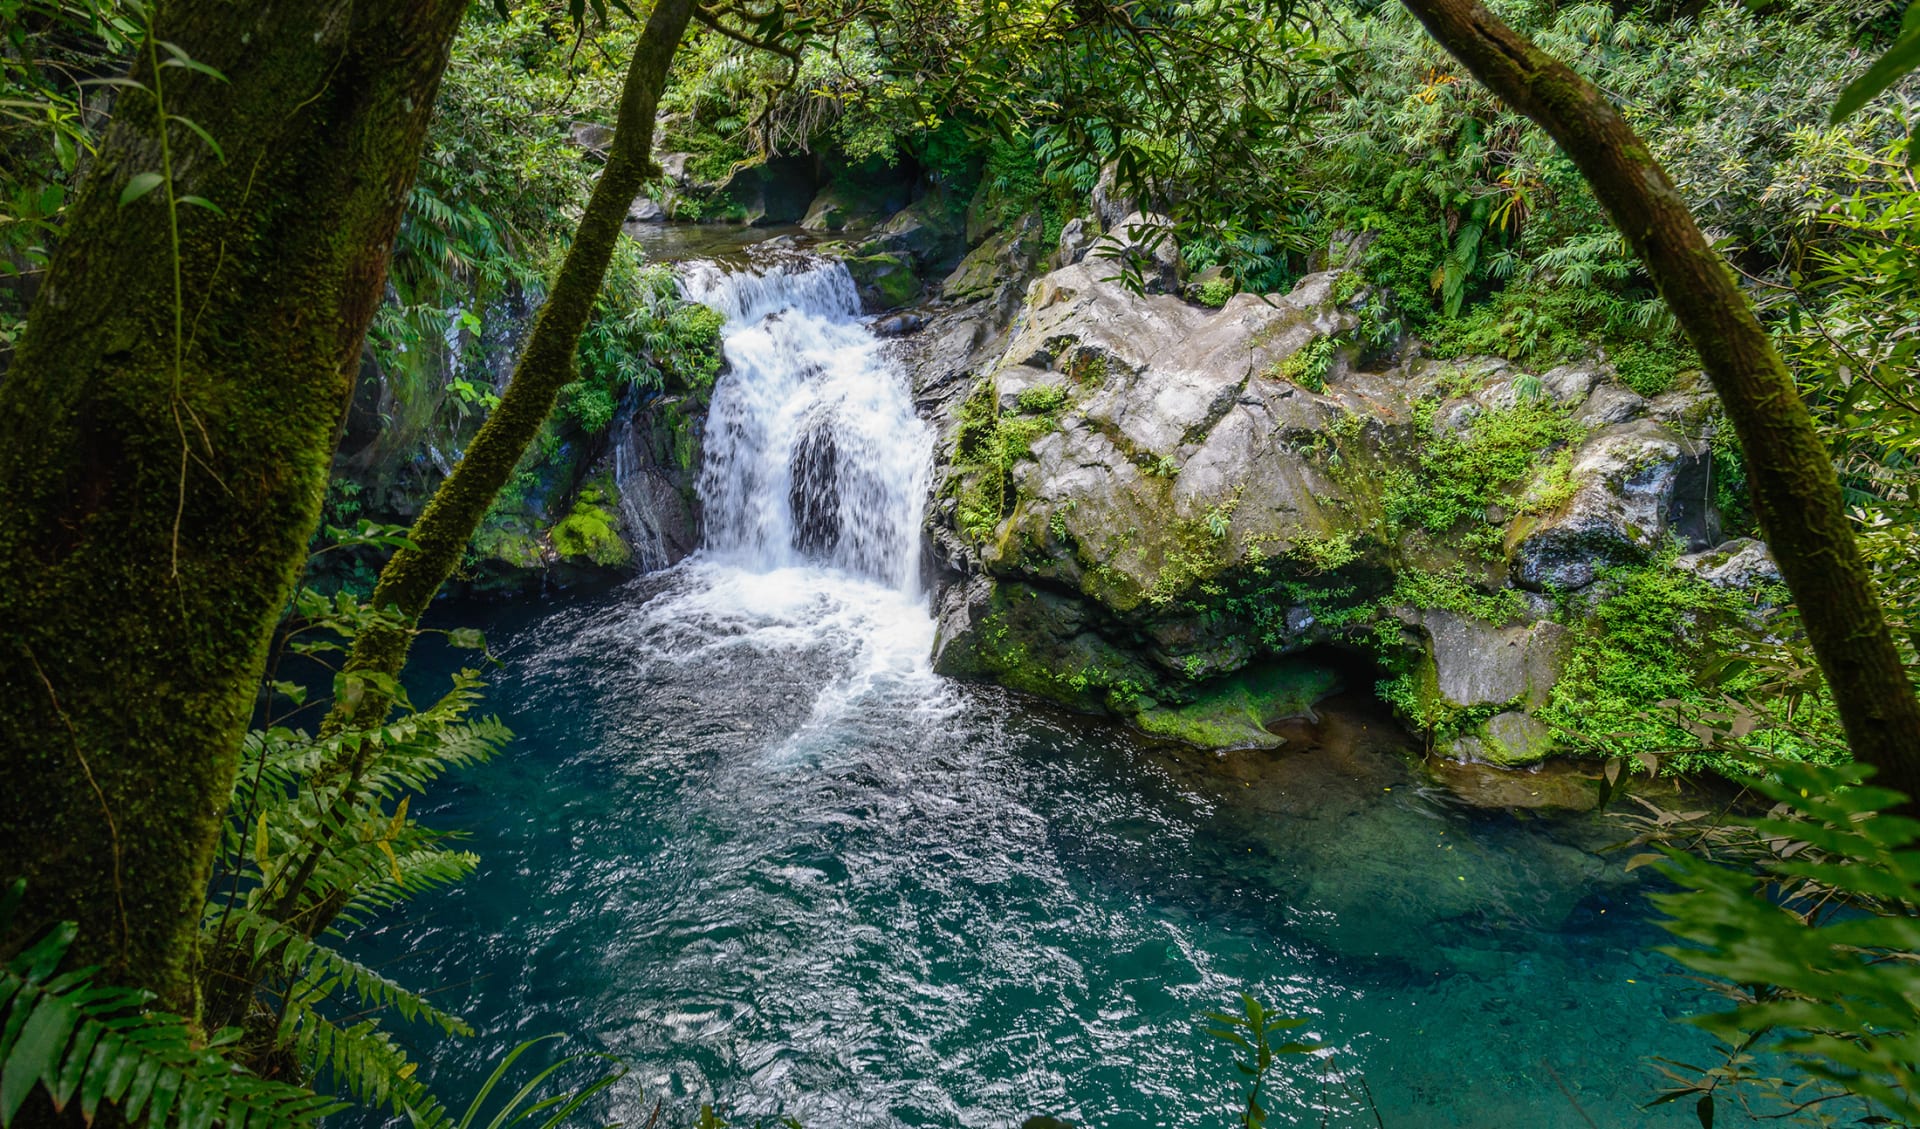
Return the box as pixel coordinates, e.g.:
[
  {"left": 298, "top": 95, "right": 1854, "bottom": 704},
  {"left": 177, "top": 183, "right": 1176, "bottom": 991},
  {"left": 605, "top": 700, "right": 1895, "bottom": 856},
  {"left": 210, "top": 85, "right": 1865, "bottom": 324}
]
[{"left": 352, "top": 254, "right": 1745, "bottom": 1128}]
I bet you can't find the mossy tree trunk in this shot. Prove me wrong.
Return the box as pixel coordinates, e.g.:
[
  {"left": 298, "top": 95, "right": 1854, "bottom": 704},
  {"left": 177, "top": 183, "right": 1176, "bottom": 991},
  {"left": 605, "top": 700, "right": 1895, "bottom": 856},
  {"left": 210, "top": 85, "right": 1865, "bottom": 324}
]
[
  {"left": 321, "top": 0, "right": 697, "bottom": 738},
  {"left": 1398, "top": 0, "right": 1920, "bottom": 798},
  {"left": 0, "top": 0, "right": 468, "bottom": 1010}
]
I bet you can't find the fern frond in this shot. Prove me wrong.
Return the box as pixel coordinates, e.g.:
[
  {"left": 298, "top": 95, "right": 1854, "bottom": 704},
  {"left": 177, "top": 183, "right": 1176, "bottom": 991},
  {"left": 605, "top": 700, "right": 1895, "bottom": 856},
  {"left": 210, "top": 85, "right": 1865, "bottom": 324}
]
[
  {"left": 283, "top": 1007, "right": 442, "bottom": 1121},
  {"left": 0, "top": 882, "right": 342, "bottom": 1129},
  {"left": 221, "top": 908, "right": 471, "bottom": 1037}
]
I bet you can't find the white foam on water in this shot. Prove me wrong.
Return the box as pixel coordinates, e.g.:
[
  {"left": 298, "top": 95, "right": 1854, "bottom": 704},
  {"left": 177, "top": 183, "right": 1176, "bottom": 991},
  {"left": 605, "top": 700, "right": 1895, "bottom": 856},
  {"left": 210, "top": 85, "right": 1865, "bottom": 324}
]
[
  {"left": 681, "top": 254, "right": 932, "bottom": 594},
  {"left": 612, "top": 251, "right": 947, "bottom": 752}
]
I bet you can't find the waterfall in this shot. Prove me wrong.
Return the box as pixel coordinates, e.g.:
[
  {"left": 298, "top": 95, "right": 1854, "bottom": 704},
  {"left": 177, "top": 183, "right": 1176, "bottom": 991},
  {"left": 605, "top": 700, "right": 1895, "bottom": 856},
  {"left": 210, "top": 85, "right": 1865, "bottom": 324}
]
[{"left": 681, "top": 253, "right": 931, "bottom": 594}]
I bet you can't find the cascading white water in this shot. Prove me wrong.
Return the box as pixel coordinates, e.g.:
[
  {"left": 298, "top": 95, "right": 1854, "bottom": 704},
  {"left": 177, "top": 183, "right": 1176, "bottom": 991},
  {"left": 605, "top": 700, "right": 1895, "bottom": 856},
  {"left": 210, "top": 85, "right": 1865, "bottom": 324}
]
[{"left": 680, "top": 254, "right": 931, "bottom": 594}]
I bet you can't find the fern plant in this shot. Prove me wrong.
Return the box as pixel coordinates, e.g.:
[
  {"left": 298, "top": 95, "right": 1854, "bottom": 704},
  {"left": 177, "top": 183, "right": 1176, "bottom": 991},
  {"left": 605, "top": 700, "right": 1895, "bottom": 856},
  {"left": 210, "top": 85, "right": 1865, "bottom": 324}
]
[
  {"left": 1644, "top": 760, "right": 1920, "bottom": 1124},
  {"left": 199, "top": 657, "right": 510, "bottom": 1115},
  {"left": 167, "top": 574, "right": 513, "bottom": 1119},
  {"left": 0, "top": 879, "right": 341, "bottom": 1129}
]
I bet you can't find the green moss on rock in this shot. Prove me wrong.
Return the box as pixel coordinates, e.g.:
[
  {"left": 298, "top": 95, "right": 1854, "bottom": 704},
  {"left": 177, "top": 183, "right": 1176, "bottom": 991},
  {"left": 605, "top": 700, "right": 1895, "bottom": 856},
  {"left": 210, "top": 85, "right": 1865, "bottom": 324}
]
[
  {"left": 844, "top": 252, "right": 921, "bottom": 310},
  {"left": 550, "top": 476, "right": 633, "bottom": 568},
  {"left": 1135, "top": 659, "right": 1341, "bottom": 749}
]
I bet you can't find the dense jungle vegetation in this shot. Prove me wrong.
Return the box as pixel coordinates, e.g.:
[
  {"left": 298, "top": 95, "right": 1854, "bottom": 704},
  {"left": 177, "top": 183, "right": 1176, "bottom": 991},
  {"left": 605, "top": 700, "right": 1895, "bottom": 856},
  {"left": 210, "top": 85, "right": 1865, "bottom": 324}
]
[{"left": 2, "top": 0, "right": 1920, "bottom": 1124}]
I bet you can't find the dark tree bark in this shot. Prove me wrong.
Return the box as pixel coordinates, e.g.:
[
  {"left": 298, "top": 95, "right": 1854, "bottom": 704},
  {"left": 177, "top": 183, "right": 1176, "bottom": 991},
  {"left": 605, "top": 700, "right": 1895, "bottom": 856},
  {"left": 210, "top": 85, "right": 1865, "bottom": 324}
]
[
  {"left": 1398, "top": 0, "right": 1920, "bottom": 796},
  {"left": 320, "top": 0, "right": 697, "bottom": 738},
  {"left": 0, "top": 0, "right": 468, "bottom": 1010}
]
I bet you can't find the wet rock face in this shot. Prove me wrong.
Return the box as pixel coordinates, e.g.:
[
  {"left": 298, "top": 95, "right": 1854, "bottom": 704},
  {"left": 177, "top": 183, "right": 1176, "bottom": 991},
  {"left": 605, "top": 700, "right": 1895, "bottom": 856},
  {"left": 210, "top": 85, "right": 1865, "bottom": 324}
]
[
  {"left": 1508, "top": 419, "right": 1716, "bottom": 591},
  {"left": 907, "top": 249, "right": 1752, "bottom": 763},
  {"left": 1417, "top": 611, "right": 1567, "bottom": 711},
  {"left": 789, "top": 422, "right": 840, "bottom": 558},
  {"left": 1677, "top": 537, "right": 1782, "bottom": 590}
]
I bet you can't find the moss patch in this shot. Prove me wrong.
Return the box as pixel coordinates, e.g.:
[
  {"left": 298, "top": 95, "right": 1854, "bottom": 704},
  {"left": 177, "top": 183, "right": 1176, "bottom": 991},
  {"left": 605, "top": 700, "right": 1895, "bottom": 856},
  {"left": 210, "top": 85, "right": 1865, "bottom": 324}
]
[
  {"left": 549, "top": 476, "right": 633, "bottom": 568},
  {"left": 844, "top": 253, "right": 921, "bottom": 309},
  {"left": 1136, "top": 658, "right": 1342, "bottom": 749}
]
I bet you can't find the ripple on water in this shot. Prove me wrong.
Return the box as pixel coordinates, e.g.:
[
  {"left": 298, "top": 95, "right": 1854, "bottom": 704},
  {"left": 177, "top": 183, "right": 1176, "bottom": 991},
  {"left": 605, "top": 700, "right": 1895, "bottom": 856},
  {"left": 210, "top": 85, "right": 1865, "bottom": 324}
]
[{"left": 350, "top": 564, "right": 1760, "bottom": 1129}]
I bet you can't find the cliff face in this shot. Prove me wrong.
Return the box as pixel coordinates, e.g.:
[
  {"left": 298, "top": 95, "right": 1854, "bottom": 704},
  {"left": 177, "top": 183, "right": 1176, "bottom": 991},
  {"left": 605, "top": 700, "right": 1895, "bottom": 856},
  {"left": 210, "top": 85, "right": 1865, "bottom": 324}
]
[{"left": 905, "top": 225, "right": 1776, "bottom": 761}]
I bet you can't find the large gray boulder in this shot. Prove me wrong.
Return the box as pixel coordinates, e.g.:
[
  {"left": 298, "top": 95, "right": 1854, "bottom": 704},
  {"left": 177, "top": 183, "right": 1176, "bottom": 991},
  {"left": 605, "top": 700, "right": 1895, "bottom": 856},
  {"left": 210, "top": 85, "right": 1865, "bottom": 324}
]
[
  {"left": 942, "top": 213, "right": 1044, "bottom": 301},
  {"left": 1509, "top": 419, "right": 1715, "bottom": 591},
  {"left": 857, "top": 189, "right": 967, "bottom": 272},
  {"left": 1417, "top": 610, "right": 1567, "bottom": 711},
  {"left": 911, "top": 252, "right": 1743, "bottom": 762}
]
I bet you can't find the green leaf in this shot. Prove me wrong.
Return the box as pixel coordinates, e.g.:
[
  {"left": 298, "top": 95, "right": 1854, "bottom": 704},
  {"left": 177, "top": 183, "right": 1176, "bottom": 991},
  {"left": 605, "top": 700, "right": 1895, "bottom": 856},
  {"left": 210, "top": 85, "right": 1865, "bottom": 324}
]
[
  {"left": 14, "top": 923, "right": 76, "bottom": 980},
  {"left": 2, "top": 997, "right": 71, "bottom": 1124},
  {"left": 447, "top": 628, "right": 487, "bottom": 651},
  {"left": 1832, "top": 29, "right": 1920, "bottom": 122},
  {"left": 118, "top": 172, "right": 164, "bottom": 207},
  {"left": 154, "top": 41, "right": 228, "bottom": 82},
  {"left": 169, "top": 114, "right": 227, "bottom": 163}
]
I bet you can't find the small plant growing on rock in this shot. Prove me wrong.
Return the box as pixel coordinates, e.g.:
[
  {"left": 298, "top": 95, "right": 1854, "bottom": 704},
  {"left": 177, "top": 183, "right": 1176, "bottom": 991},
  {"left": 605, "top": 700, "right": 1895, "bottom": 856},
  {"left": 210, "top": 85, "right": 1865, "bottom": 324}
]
[
  {"left": 1065, "top": 348, "right": 1109, "bottom": 385},
  {"left": 1195, "top": 276, "right": 1238, "bottom": 307},
  {"left": 1331, "top": 271, "right": 1366, "bottom": 306},
  {"left": 1017, "top": 383, "right": 1071, "bottom": 414},
  {"left": 1267, "top": 336, "right": 1337, "bottom": 392},
  {"left": 1287, "top": 530, "right": 1360, "bottom": 573}
]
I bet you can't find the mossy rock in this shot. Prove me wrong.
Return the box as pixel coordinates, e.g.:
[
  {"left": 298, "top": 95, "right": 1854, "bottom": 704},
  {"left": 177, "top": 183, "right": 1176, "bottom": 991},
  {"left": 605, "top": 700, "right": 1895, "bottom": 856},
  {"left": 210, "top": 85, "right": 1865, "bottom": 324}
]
[
  {"left": 470, "top": 518, "right": 545, "bottom": 570},
  {"left": 550, "top": 477, "right": 633, "bottom": 569},
  {"left": 1449, "top": 710, "right": 1556, "bottom": 767},
  {"left": 843, "top": 252, "right": 921, "bottom": 311},
  {"left": 1135, "top": 659, "right": 1342, "bottom": 749},
  {"left": 933, "top": 578, "right": 1165, "bottom": 714}
]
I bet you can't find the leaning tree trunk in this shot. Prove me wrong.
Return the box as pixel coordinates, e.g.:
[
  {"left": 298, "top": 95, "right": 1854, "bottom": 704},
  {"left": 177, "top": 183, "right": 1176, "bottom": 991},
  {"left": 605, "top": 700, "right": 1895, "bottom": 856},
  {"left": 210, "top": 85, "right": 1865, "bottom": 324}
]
[
  {"left": 1397, "top": 0, "right": 1920, "bottom": 796},
  {"left": 0, "top": 0, "right": 468, "bottom": 1011},
  {"left": 319, "top": 0, "right": 697, "bottom": 739}
]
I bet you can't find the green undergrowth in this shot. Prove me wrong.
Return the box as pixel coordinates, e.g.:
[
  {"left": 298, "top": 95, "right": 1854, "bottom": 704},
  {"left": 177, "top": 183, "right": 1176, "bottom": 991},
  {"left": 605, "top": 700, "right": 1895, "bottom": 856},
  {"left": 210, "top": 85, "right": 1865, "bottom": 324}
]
[
  {"left": 1194, "top": 276, "right": 1237, "bottom": 308},
  {"left": 1420, "top": 283, "right": 1700, "bottom": 397},
  {"left": 560, "top": 254, "right": 726, "bottom": 433},
  {"left": 1541, "top": 556, "right": 1842, "bottom": 774},
  {"left": 1382, "top": 394, "right": 1583, "bottom": 555},
  {"left": 952, "top": 378, "right": 1067, "bottom": 544},
  {"left": 1266, "top": 335, "right": 1337, "bottom": 392}
]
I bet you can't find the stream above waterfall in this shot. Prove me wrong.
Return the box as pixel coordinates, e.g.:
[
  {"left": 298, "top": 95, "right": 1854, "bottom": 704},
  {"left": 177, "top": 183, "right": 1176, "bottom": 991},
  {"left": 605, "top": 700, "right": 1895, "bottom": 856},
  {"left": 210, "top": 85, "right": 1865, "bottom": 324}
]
[{"left": 353, "top": 253, "right": 1752, "bottom": 1128}]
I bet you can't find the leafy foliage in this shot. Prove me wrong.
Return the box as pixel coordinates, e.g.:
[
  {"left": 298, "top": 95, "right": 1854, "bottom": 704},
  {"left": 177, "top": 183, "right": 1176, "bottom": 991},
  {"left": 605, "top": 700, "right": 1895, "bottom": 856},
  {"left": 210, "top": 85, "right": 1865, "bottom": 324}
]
[
  {"left": 1542, "top": 557, "right": 1845, "bottom": 775},
  {"left": 1203, "top": 994, "right": 1321, "bottom": 1129},
  {"left": 174, "top": 577, "right": 517, "bottom": 1120},
  {"left": 0, "top": 880, "right": 341, "bottom": 1129},
  {"left": 1380, "top": 393, "right": 1582, "bottom": 546},
  {"left": 1648, "top": 761, "right": 1920, "bottom": 1123}
]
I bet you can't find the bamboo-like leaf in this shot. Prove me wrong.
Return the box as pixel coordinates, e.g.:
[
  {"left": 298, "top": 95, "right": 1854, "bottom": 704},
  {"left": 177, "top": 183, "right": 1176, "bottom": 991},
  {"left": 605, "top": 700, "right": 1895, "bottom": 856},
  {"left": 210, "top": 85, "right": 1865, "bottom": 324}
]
[
  {"left": 118, "top": 171, "right": 164, "bottom": 207},
  {"left": 1833, "top": 29, "right": 1920, "bottom": 123}
]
